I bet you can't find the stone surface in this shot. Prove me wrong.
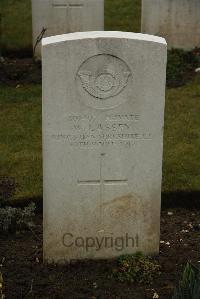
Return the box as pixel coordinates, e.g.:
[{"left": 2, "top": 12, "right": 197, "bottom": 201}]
[
  {"left": 42, "top": 31, "right": 167, "bottom": 262},
  {"left": 31, "top": 0, "right": 104, "bottom": 59},
  {"left": 142, "top": 0, "right": 200, "bottom": 50}
]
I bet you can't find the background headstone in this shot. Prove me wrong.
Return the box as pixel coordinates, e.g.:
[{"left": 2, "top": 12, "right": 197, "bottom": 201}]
[
  {"left": 42, "top": 31, "right": 167, "bottom": 263},
  {"left": 142, "top": 0, "right": 200, "bottom": 50},
  {"left": 32, "top": 0, "right": 104, "bottom": 59}
]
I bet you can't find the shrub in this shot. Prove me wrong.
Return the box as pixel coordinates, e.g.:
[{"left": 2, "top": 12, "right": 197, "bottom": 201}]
[
  {"left": 113, "top": 251, "right": 161, "bottom": 284},
  {"left": 0, "top": 202, "right": 36, "bottom": 233}
]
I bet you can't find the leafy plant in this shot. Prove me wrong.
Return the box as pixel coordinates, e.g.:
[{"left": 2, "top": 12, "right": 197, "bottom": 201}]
[
  {"left": 0, "top": 271, "right": 4, "bottom": 299},
  {"left": 0, "top": 202, "right": 36, "bottom": 233},
  {"left": 172, "top": 263, "right": 200, "bottom": 299},
  {"left": 113, "top": 251, "right": 161, "bottom": 284}
]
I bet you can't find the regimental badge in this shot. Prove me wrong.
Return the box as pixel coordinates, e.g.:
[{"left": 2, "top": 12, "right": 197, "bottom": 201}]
[{"left": 77, "top": 54, "right": 132, "bottom": 100}]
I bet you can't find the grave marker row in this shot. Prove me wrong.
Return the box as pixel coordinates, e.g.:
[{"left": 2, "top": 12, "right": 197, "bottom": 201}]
[
  {"left": 32, "top": 0, "right": 200, "bottom": 59},
  {"left": 142, "top": 0, "right": 200, "bottom": 50}
]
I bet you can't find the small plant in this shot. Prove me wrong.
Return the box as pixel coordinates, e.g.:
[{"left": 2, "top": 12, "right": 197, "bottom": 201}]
[
  {"left": 172, "top": 263, "right": 200, "bottom": 299},
  {"left": 113, "top": 251, "right": 161, "bottom": 284},
  {"left": 0, "top": 271, "right": 4, "bottom": 299},
  {"left": 0, "top": 202, "right": 36, "bottom": 233}
]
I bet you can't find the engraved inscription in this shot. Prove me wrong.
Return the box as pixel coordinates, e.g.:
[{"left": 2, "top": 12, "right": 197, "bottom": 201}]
[
  {"left": 77, "top": 54, "right": 131, "bottom": 100},
  {"left": 53, "top": 1, "right": 84, "bottom": 8},
  {"left": 51, "top": 113, "right": 152, "bottom": 148}
]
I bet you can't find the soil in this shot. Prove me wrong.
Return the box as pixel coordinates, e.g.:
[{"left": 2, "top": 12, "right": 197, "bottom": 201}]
[
  {"left": 0, "top": 207, "right": 199, "bottom": 299},
  {"left": 0, "top": 58, "right": 41, "bottom": 86}
]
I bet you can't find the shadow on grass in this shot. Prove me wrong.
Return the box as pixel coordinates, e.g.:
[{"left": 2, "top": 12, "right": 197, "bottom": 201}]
[
  {"left": 2, "top": 191, "right": 200, "bottom": 212},
  {"left": 2, "top": 47, "right": 33, "bottom": 58},
  {"left": 162, "top": 191, "right": 200, "bottom": 209}
]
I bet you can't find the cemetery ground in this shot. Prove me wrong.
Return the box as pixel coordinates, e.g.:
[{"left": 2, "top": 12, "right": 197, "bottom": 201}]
[
  {"left": 0, "top": 0, "right": 200, "bottom": 298},
  {"left": 0, "top": 208, "right": 199, "bottom": 299},
  {"left": 0, "top": 53, "right": 199, "bottom": 299}
]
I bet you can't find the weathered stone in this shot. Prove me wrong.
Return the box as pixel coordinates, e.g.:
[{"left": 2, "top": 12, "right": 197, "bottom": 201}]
[
  {"left": 32, "top": 0, "right": 104, "bottom": 59},
  {"left": 42, "top": 32, "right": 167, "bottom": 262},
  {"left": 142, "top": 0, "right": 200, "bottom": 50}
]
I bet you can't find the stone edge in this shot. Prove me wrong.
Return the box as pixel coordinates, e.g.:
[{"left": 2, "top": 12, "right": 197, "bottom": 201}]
[{"left": 42, "top": 31, "right": 167, "bottom": 46}]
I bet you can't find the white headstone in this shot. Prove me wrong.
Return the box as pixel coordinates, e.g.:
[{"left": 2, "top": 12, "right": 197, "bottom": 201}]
[
  {"left": 42, "top": 32, "right": 167, "bottom": 263},
  {"left": 142, "top": 0, "right": 200, "bottom": 50},
  {"left": 31, "top": 0, "right": 104, "bottom": 59}
]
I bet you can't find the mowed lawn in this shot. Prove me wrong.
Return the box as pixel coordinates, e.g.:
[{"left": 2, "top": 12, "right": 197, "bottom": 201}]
[
  {"left": 0, "top": 85, "right": 42, "bottom": 200},
  {"left": 0, "top": 75, "right": 200, "bottom": 200},
  {"left": 0, "top": 0, "right": 200, "bottom": 200}
]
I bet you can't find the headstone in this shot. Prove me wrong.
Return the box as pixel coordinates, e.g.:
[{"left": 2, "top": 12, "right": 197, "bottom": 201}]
[
  {"left": 31, "top": 0, "right": 104, "bottom": 59},
  {"left": 42, "top": 31, "right": 167, "bottom": 263},
  {"left": 142, "top": 0, "right": 200, "bottom": 50}
]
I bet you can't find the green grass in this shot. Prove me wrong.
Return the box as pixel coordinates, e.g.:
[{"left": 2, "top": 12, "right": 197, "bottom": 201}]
[
  {"left": 0, "top": 75, "right": 199, "bottom": 200},
  {"left": 0, "top": 0, "right": 32, "bottom": 54},
  {"left": 0, "top": 0, "right": 141, "bottom": 54},
  {"left": 0, "top": 0, "right": 199, "bottom": 200},
  {"left": 163, "top": 74, "right": 200, "bottom": 192},
  {"left": 0, "top": 85, "right": 42, "bottom": 200},
  {"left": 105, "top": 0, "right": 141, "bottom": 32}
]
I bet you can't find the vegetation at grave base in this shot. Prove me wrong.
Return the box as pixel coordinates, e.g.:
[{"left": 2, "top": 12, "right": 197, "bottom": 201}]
[
  {"left": 0, "top": 202, "right": 36, "bottom": 233},
  {"left": 172, "top": 263, "right": 200, "bottom": 299},
  {"left": 0, "top": 0, "right": 141, "bottom": 54},
  {"left": 113, "top": 252, "right": 161, "bottom": 284}
]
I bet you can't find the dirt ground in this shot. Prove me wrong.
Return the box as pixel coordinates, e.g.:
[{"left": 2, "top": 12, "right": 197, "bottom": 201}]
[
  {"left": 0, "top": 58, "right": 41, "bottom": 86},
  {"left": 0, "top": 207, "right": 199, "bottom": 299}
]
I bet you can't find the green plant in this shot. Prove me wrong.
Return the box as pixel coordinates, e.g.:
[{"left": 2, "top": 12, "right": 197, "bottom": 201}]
[
  {"left": 172, "top": 263, "right": 200, "bottom": 299},
  {"left": 0, "top": 271, "right": 4, "bottom": 299},
  {"left": 0, "top": 202, "right": 36, "bottom": 233},
  {"left": 113, "top": 252, "right": 161, "bottom": 284}
]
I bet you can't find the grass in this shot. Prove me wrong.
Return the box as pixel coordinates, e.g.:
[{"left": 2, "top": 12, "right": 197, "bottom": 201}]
[
  {"left": 163, "top": 74, "right": 200, "bottom": 192},
  {"left": 0, "top": 0, "right": 32, "bottom": 55},
  {"left": 105, "top": 0, "right": 141, "bottom": 32},
  {"left": 0, "top": 75, "right": 199, "bottom": 200},
  {"left": 0, "top": 0, "right": 199, "bottom": 200},
  {"left": 0, "top": 0, "right": 141, "bottom": 54},
  {"left": 0, "top": 85, "right": 42, "bottom": 200}
]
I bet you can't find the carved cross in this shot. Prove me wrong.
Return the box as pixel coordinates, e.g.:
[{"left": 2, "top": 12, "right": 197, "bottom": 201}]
[{"left": 78, "top": 153, "right": 128, "bottom": 199}]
